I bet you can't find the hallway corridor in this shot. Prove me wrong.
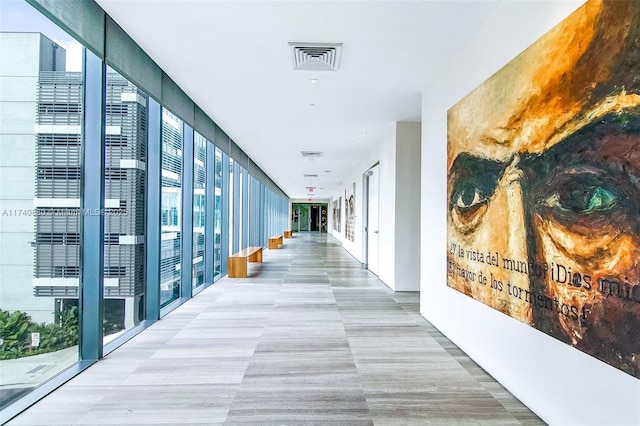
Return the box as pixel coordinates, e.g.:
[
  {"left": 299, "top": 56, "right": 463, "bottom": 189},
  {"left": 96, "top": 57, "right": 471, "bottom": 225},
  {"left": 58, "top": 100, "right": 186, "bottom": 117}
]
[{"left": 9, "top": 233, "right": 543, "bottom": 425}]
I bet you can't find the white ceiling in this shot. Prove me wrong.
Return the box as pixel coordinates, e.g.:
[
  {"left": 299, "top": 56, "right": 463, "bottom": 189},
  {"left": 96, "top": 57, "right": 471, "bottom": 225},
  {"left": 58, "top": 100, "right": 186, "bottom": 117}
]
[{"left": 95, "top": 0, "right": 581, "bottom": 200}]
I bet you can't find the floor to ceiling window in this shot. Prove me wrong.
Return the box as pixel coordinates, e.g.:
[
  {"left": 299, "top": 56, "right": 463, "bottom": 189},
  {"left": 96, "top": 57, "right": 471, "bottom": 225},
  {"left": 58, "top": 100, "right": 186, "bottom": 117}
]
[
  {"left": 0, "top": 1, "right": 85, "bottom": 409},
  {"left": 240, "top": 166, "right": 249, "bottom": 249},
  {"left": 103, "top": 70, "right": 148, "bottom": 344},
  {"left": 248, "top": 176, "right": 259, "bottom": 247},
  {"left": 0, "top": 0, "right": 290, "bottom": 418},
  {"left": 214, "top": 147, "right": 223, "bottom": 279},
  {"left": 160, "top": 108, "right": 183, "bottom": 307},
  {"left": 228, "top": 157, "right": 235, "bottom": 256},
  {"left": 192, "top": 132, "right": 206, "bottom": 289}
]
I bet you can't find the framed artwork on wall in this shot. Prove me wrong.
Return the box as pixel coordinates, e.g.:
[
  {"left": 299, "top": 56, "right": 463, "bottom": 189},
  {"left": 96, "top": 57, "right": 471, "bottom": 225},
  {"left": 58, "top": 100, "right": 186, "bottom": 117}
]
[
  {"left": 447, "top": 0, "right": 640, "bottom": 378},
  {"left": 345, "top": 183, "right": 355, "bottom": 242},
  {"left": 333, "top": 197, "right": 341, "bottom": 232}
]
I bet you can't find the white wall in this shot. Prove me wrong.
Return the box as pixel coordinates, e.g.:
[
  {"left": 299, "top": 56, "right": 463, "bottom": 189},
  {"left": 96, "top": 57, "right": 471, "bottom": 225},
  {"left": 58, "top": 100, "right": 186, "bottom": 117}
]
[
  {"left": 331, "top": 124, "right": 396, "bottom": 286},
  {"left": 394, "top": 122, "right": 420, "bottom": 291},
  {"left": 420, "top": 1, "right": 640, "bottom": 425},
  {"left": 332, "top": 122, "right": 421, "bottom": 292},
  {"left": 376, "top": 125, "right": 397, "bottom": 288}
]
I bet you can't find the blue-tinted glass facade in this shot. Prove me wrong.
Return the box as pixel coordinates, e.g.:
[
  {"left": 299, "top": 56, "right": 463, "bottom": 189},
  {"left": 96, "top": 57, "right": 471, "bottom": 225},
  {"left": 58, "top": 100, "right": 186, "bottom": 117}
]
[{"left": 0, "top": 0, "right": 289, "bottom": 418}]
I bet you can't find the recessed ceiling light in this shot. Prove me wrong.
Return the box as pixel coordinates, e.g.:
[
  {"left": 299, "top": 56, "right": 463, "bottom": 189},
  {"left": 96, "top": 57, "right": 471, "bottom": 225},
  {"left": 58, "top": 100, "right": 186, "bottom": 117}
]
[
  {"left": 361, "top": 132, "right": 368, "bottom": 136},
  {"left": 309, "top": 79, "right": 319, "bottom": 84}
]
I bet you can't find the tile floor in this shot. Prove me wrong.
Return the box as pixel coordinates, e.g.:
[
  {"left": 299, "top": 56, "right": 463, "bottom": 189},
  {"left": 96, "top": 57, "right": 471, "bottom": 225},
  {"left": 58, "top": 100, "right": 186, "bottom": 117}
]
[{"left": 8, "top": 233, "right": 544, "bottom": 425}]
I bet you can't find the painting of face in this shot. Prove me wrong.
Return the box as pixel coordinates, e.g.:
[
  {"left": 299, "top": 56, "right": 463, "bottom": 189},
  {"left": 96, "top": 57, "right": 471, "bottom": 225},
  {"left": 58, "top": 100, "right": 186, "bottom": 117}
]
[{"left": 447, "top": 0, "right": 640, "bottom": 377}]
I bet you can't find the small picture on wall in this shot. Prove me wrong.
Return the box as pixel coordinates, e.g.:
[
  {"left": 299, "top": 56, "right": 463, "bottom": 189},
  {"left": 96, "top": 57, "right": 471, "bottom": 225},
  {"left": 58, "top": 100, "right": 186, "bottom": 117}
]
[
  {"left": 333, "top": 197, "right": 341, "bottom": 232},
  {"left": 345, "top": 182, "right": 355, "bottom": 242}
]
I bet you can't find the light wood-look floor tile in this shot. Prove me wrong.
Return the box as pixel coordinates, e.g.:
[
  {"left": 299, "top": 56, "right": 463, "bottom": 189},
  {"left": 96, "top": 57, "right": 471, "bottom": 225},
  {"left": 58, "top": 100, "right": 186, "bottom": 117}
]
[{"left": 8, "top": 233, "right": 544, "bottom": 425}]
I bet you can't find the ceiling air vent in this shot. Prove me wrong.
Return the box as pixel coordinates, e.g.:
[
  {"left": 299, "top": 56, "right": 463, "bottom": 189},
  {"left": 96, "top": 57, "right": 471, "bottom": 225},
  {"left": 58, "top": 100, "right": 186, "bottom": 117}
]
[
  {"left": 303, "top": 174, "right": 318, "bottom": 178},
  {"left": 301, "top": 151, "right": 323, "bottom": 158},
  {"left": 289, "top": 42, "right": 343, "bottom": 71}
]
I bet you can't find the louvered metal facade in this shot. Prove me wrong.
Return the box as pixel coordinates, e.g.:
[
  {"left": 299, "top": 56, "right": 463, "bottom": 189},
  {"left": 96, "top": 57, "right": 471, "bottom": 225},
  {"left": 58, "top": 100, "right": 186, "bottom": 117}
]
[
  {"left": 34, "top": 71, "right": 147, "bottom": 299},
  {"left": 34, "top": 71, "right": 82, "bottom": 297},
  {"left": 160, "top": 109, "right": 182, "bottom": 305},
  {"left": 104, "top": 74, "right": 147, "bottom": 298},
  {"left": 192, "top": 132, "right": 206, "bottom": 288}
]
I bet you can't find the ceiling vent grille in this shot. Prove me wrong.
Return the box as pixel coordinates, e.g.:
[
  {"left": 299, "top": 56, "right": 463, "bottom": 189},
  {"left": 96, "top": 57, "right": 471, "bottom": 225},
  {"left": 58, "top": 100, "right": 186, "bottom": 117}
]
[
  {"left": 301, "top": 151, "right": 323, "bottom": 158},
  {"left": 303, "top": 174, "right": 318, "bottom": 178},
  {"left": 289, "top": 42, "right": 342, "bottom": 71}
]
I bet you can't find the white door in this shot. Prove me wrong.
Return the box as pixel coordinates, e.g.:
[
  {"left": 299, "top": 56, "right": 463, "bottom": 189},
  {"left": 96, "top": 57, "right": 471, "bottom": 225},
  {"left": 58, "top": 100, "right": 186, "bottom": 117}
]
[{"left": 367, "top": 165, "right": 380, "bottom": 275}]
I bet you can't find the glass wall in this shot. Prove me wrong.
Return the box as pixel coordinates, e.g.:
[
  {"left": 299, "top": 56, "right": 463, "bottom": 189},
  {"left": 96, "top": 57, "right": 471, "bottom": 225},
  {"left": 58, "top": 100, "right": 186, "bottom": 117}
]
[
  {"left": 0, "top": 1, "right": 83, "bottom": 409},
  {"left": 248, "top": 176, "right": 259, "bottom": 247},
  {"left": 160, "top": 108, "right": 183, "bottom": 307},
  {"left": 291, "top": 203, "right": 328, "bottom": 233},
  {"left": 0, "top": 0, "right": 290, "bottom": 419},
  {"left": 103, "top": 69, "right": 148, "bottom": 344},
  {"left": 238, "top": 165, "right": 244, "bottom": 248},
  {"left": 192, "top": 132, "right": 206, "bottom": 289},
  {"left": 214, "top": 147, "right": 223, "bottom": 279},
  {"left": 240, "top": 166, "right": 249, "bottom": 249},
  {"left": 228, "top": 157, "right": 235, "bottom": 255}
]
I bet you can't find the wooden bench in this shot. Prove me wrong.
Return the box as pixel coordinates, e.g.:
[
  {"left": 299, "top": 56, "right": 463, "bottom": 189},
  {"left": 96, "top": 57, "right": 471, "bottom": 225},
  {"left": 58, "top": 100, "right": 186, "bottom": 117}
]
[
  {"left": 228, "top": 246, "right": 263, "bottom": 278},
  {"left": 283, "top": 230, "right": 293, "bottom": 238},
  {"left": 268, "top": 235, "right": 283, "bottom": 249}
]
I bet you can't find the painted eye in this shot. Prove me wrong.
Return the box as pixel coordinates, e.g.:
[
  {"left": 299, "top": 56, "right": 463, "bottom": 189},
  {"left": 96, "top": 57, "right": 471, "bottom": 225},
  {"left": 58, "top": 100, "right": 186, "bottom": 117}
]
[
  {"left": 448, "top": 153, "right": 505, "bottom": 233},
  {"left": 543, "top": 185, "right": 618, "bottom": 214},
  {"left": 454, "top": 185, "right": 488, "bottom": 210}
]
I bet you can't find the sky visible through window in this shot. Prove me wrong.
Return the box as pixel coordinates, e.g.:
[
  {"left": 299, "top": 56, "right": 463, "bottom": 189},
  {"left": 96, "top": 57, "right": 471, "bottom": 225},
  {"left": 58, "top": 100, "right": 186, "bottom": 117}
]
[{"left": 0, "top": 0, "right": 83, "bottom": 71}]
